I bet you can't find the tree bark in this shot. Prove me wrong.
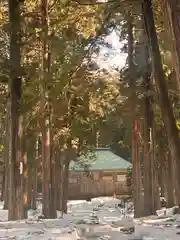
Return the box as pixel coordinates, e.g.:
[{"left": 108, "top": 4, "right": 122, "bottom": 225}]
[
  {"left": 56, "top": 151, "right": 60, "bottom": 210},
  {"left": 132, "top": 120, "right": 143, "bottom": 217},
  {"left": 166, "top": 152, "right": 175, "bottom": 207},
  {"left": 41, "top": 0, "right": 50, "bottom": 218},
  {"left": 27, "top": 164, "right": 32, "bottom": 208},
  {"left": 143, "top": 95, "right": 154, "bottom": 215},
  {"left": 42, "top": 117, "right": 52, "bottom": 218},
  {"left": 41, "top": 0, "right": 56, "bottom": 218},
  {"left": 56, "top": 159, "right": 61, "bottom": 210},
  {"left": 22, "top": 145, "right": 28, "bottom": 219},
  {"left": 31, "top": 137, "right": 38, "bottom": 210},
  {"left": 151, "top": 125, "right": 160, "bottom": 211},
  {"left": 158, "top": 145, "right": 166, "bottom": 197},
  {"left": 16, "top": 117, "right": 28, "bottom": 219},
  {"left": 50, "top": 146, "right": 57, "bottom": 217},
  {"left": 8, "top": 0, "right": 26, "bottom": 220},
  {"left": 141, "top": 34, "right": 160, "bottom": 213},
  {"left": 127, "top": 14, "right": 143, "bottom": 218},
  {"left": 142, "top": 0, "right": 180, "bottom": 203},
  {"left": 61, "top": 158, "right": 70, "bottom": 214}
]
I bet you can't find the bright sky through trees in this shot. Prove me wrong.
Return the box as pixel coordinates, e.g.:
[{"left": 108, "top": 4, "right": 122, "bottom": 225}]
[{"left": 96, "top": 32, "right": 127, "bottom": 69}]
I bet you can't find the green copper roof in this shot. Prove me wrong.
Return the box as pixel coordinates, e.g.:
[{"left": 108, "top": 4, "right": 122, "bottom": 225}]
[{"left": 70, "top": 148, "right": 132, "bottom": 171}]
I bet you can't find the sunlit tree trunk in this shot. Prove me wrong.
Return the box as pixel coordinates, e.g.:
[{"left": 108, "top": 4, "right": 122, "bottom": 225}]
[
  {"left": 41, "top": 0, "right": 51, "bottom": 217},
  {"left": 142, "top": 0, "right": 180, "bottom": 204},
  {"left": 41, "top": 0, "right": 56, "bottom": 218}
]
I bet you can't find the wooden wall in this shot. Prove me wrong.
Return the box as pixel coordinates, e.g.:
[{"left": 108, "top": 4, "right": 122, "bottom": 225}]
[{"left": 68, "top": 169, "right": 130, "bottom": 199}]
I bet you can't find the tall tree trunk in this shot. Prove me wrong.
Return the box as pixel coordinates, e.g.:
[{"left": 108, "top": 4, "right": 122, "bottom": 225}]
[
  {"left": 142, "top": 0, "right": 180, "bottom": 203},
  {"left": 41, "top": 0, "right": 56, "bottom": 218},
  {"left": 143, "top": 111, "right": 153, "bottom": 215},
  {"left": 143, "top": 61, "right": 155, "bottom": 215},
  {"left": 127, "top": 14, "right": 143, "bottom": 218},
  {"left": 48, "top": 56, "right": 56, "bottom": 217},
  {"left": 41, "top": 30, "right": 51, "bottom": 219},
  {"left": 17, "top": 117, "right": 28, "bottom": 219},
  {"left": 42, "top": 115, "right": 53, "bottom": 218},
  {"left": 8, "top": 0, "right": 26, "bottom": 220}
]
